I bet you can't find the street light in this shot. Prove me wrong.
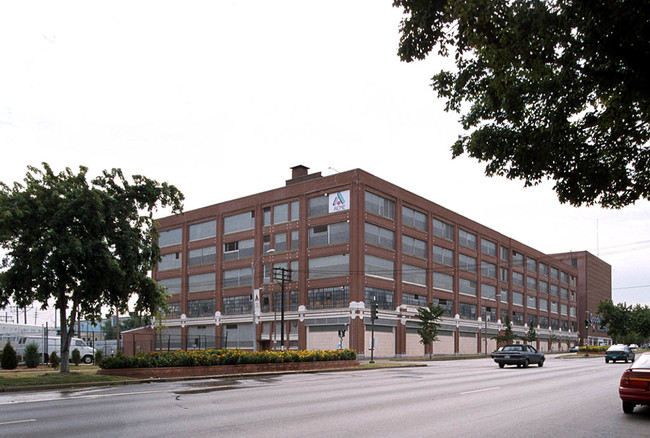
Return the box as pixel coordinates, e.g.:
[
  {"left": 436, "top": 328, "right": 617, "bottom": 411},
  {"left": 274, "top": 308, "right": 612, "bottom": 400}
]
[
  {"left": 481, "top": 292, "right": 501, "bottom": 356},
  {"left": 251, "top": 248, "right": 275, "bottom": 352}
]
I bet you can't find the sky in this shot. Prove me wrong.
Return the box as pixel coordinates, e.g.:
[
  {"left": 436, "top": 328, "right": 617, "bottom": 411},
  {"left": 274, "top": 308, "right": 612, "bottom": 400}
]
[{"left": 1, "top": 1, "right": 649, "bottom": 327}]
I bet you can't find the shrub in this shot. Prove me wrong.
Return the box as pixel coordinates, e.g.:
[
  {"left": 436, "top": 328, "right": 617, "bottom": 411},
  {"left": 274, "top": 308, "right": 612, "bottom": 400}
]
[
  {"left": 95, "top": 349, "right": 103, "bottom": 364},
  {"left": 1, "top": 342, "right": 19, "bottom": 370},
  {"left": 24, "top": 342, "right": 41, "bottom": 368},
  {"left": 71, "top": 348, "right": 81, "bottom": 366},
  {"left": 49, "top": 351, "right": 61, "bottom": 368}
]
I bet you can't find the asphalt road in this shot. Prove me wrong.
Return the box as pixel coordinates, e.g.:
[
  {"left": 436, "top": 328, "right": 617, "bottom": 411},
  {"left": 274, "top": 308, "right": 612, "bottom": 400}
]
[{"left": 0, "top": 355, "right": 648, "bottom": 437}]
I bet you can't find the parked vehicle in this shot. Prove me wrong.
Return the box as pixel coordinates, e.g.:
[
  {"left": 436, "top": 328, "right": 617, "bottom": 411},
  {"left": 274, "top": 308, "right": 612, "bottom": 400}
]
[
  {"left": 570, "top": 346, "right": 580, "bottom": 353},
  {"left": 492, "top": 344, "right": 545, "bottom": 368},
  {"left": 619, "top": 352, "right": 650, "bottom": 414},
  {"left": 629, "top": 344, "right": 639, "bottom": 350},
  {"left": 605, "top": 345, "right": 635, "bottom": 363},
  {"left": 16, "top": 335, "right": 95, "bottom": 364}
]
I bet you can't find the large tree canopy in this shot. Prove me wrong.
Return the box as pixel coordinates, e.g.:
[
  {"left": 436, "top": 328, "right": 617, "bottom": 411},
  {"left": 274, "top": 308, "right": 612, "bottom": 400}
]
[
  {"left": 394, "top": 0, "right": 650, "bottom": 208},
  {"left": 0, "top": 164, "right": 183, "bottom": 372}
]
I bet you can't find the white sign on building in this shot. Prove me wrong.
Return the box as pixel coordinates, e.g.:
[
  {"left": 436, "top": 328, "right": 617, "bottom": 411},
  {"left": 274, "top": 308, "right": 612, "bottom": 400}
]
[{"left": 328, "top": 190, "right": 350, "bottom": 213}]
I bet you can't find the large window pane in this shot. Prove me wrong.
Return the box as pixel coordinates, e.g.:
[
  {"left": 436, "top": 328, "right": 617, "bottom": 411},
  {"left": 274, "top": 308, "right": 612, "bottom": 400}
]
[
  {"left": 189, "top": 273, "right": 215, "bottom": 293},
  {"left": 223, "top": 268, "right": 252, "bottom": 288},
  {"left": 433, "top": 272, "right": 454, "bottom": 291},
  {"left": 402, "top": 235, "right": 426, "bottom": 258},
  {"left": 365, "top": 255, "right": 394, "bottom": 280},
  {"left": 158, "top": 252, "right": 182, "bottom": 271},
  {"left": 188, "top": 246, "right": 216, "bottom": 267},
  {"left": 433, "top": 245, "right": 454, "bottom": 266},
  {"left": 402, "top": 206, "right": 427, "bottom": 231},
  {"left": 365, "top": 223, "right": 395, "bottom": 250},
  {"left": 308, "top": 254, "right": 349, "bottom": 279},
  {"left": 365, "top": 191, "right": 395, "bottom": 220},
  {"left": 459, "top": 229, "right": 477, "bottom": 249},
  {"left": 365, "top": 287, "right": 395, "bottom": 310},
  {"left": 402, "top": 264, "right": 426, "bottom": 286},
  {"left": 189, "top": 220, "right": 216, "bottom": 241},
  {"left": 433, "top": 218, "right": 454, "bottom": 241},
  {"left": 159, "top": 228, "right": 182, "bottom": 247},
  {"left": 308, "top": 286, "right": 349, "bottom": 309},
  {"left": 309, "top": 222, "right": 349, "bottom": 247},
  {"left": 224, "top": 211, "right": 255, "bottom": 234},
  {"left": 158, "top": 277, "right": 181, "bottom": 295},
  {"left": 459, "top": 278, "right": 477, "bottom": 296},
  {"left": 459, "top": 254, "right": 477, "bottom": 273}
]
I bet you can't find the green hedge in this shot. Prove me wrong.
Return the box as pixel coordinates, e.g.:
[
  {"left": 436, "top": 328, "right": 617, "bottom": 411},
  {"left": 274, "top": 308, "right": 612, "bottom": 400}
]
[
  {"left": 99, "top": 348, "right": 357, "bottom": 369},
  {"left": 578, "top": 345, "right": 609, "bottom": 353}
]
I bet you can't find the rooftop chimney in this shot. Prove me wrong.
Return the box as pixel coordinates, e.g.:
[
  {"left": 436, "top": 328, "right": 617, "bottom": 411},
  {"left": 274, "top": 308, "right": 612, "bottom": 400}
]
[{"left": 287, "top": 165, "right": 322, "bottom": 186}]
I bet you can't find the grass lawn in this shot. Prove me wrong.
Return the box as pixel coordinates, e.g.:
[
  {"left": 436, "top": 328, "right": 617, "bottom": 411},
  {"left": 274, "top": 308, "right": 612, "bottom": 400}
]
[{"left": 0, "top": 365, "right": 134, "bottom": 389}]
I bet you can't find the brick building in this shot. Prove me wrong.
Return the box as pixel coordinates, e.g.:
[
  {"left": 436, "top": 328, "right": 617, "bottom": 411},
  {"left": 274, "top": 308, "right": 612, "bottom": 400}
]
[{"left": 153, "top": 166, "right": 611, "bottom": 357}]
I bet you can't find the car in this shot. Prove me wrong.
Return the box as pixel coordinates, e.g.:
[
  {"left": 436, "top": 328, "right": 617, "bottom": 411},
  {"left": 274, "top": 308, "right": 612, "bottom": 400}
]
[
  {"left": 570, "top": 346, "right": 580, "bottom": 353},
  {"left": 606, "top": 345, "right": 635, "bottom": 363},
  {"left": 629, "top": 344, "right": 639, "bottom": 350},
  {"left": 619, "top": 352, "right": 650, "bottom": 414},
  {"left": 492, "top": 344, "right": 545, "bottom": 368}
]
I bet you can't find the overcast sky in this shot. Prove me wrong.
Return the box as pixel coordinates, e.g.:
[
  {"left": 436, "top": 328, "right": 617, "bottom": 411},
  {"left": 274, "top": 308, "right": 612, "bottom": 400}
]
[{"left": 1, "top": 1, "right": 649, "bottom": 326}]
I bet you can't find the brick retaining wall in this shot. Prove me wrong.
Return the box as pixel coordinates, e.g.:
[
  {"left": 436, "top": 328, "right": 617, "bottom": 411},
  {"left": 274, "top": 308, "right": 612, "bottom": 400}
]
[{"left": 97, "top": 360, "right": 360, "bottom": 378}]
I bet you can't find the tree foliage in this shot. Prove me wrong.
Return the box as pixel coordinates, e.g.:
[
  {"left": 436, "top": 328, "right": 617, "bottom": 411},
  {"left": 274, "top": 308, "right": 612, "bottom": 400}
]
[
  {"left": 0, "top": 163, "right": 183, "bottom": 372},
  {"left": 598, "top": 300, "right": 650, "bottom": 344},
  {"left": 1, "top": 341, "right": 18, "bottom": 370},
  {"left": 493, "top": 316, "right": 516, "bottom": 345},
  {"left": 23, "top": 342, "right": 41, "bottom": 368},
  {"left": 394, "top": 0, "right": 650, "bottom": 208},
  {"left": 521, "top": 324, "right": 538, "bottom": 344},
  {"left": 416, "top": 302, "right": 444, "bottom": 358}
]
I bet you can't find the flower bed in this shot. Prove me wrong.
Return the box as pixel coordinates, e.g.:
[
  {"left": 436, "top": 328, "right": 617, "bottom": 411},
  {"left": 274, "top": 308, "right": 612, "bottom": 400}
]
[{"left": 97, "top": 348, "right": 359, "bottom": 378}]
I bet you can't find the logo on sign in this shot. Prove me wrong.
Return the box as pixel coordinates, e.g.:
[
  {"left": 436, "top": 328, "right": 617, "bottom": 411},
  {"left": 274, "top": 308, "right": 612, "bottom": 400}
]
[{"left": 329, "top": 190, "right": 350, "bottom": 213}]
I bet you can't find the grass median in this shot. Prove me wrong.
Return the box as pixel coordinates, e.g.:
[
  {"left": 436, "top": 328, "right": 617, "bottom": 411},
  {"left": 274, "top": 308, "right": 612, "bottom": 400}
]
[{"left": 0, "top": 365, "right": 135, "bottom": 390}]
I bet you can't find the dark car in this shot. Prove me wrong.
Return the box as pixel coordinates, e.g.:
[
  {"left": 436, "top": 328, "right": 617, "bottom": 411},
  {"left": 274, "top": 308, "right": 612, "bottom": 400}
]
[
  {"left": 492, "top": 344, "right": 545, "bottom": 368},
  {"left": 619, "top": 352, "right": 650, "bottom": 414},
  {"left": 606, "top": 345, "right": 635, "bottom": 363}
]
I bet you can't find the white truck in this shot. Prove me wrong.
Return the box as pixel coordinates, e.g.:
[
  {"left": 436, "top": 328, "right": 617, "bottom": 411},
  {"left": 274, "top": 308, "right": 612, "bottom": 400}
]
[{"left": 16, "top": 335, "right": 96, "bottom": 364}]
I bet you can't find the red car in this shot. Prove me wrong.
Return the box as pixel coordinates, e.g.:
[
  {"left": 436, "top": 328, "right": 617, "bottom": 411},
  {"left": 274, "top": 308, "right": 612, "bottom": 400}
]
[{"left": 619, "top": 352, "right": 650, "bottom": 414}]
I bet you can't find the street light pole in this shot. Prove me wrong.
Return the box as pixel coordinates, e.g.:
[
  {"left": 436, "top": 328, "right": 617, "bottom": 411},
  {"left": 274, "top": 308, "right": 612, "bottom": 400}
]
[
  {"left": 482, "top": 292, "right": 501, "bottom": 356},
  {"left": 251, "top": 249, "right": 275, "bottom": 352}
]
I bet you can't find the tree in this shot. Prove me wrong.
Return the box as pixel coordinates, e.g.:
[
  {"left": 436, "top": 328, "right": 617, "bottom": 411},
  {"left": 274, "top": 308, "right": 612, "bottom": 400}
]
[
  {"left": 1, "top": 341, "right": 18, "bottom": 370},
  {"left": 630, "top": 304, "right": 650, "bottom": 344},
  {"left": 416, "top": 302, "right": 444, "bottom": 359},
  {"left": 521, "top": 324, "right": 538, "bottom": 345},
  {"left": 0, "top": 163, "right": 183, "bottom": 373},
  {"left": 597, "top": 300, "right": 631, "bottom": 343},
  {"left": 23, "top": 342, "right": 41, "bottom": 368},
  {"left": 394, "top": 0, "right": 650, "bottom": 208},
  {"left": 493, "top": 316, "right": 516, "bottom": 346}
]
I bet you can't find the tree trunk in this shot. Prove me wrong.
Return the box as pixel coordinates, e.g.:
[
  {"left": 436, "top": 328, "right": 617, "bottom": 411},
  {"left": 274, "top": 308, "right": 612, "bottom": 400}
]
[{"left": 59, "top": 305, "right": 70, "bottom": 373}]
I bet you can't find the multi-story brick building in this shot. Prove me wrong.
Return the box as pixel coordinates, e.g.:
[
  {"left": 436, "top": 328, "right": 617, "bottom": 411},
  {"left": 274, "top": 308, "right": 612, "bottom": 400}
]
[{"left": 153, "top": 166, "right": 610, "bottom": 357}]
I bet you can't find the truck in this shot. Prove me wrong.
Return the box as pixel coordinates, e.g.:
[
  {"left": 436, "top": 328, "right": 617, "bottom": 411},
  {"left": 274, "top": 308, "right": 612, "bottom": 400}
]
[{"left": 15, "top": 335, "right": 96, "bottom": 364}]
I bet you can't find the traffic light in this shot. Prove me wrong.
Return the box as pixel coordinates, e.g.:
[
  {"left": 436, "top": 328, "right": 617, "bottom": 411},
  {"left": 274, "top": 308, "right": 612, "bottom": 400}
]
[
  {"left": 585, "top": 319, "right": 589, "bottom": 329},
  {"left": 341, "top": 329, "right": 346, "bottom": 337},
  {"left": 370, "top": 302, "right": 378, "bottom": 320}
]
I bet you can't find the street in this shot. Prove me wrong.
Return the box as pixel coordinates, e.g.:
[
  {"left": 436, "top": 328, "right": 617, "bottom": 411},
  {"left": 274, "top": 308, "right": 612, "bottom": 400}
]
[{"left": 0, "top": 355, "right": 648, "bottom": 437}]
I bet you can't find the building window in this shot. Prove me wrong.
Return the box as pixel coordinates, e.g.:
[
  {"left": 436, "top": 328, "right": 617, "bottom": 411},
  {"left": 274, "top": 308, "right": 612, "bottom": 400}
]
[
  {"left": 263, "top": 235, "right": 271, "bottom": 253},
  {"left": 459, "top": 278, "right": 477, "bottom": 296},
  {"left": 263, "top": 207, "right": 271, "bottom": 226},
  {"left": 539, "top": 262, "right": 549, "bottom": 277},
  {"left": 458, "top": 229, "right": 477, "bottom": 249},
  {"left": 512, "top": 292, "right": 524, "bottom": 306},
  {"left": 500, "top": 268, "right": 509, "bottom": 282},
  {"left": 551, "top": 318, "right": 559, "bottom": 330},
  {"left": 271, "top": 261, "right": 298, "bottom": 282},
  {"left": 308, "top": 196, "right": 329, "bottom": 217},
  {"left": 159, "top": 228, "right": 182, "bottom": 247},
  {"left": 433, "top": 272, "right": 454, "bottom": 291},
  {"left": 481, "top": 283, "right": 497, "bottom": 300},
  {"left": 550, "top": 267, "right": 559, "bottom": 280},
  {"left": 403, "top": 293, "right": 427, "bottom": 307},
  {"left": 500, "top": 289, "right": 508, "bottom": 303},
  {"left": 158, "top": 252, "right": 182, "bottom": 271},
  {"left": 527, "top": 314, "right": 537, "bottom": 327},
  {"left": 291, "top": 231, "right": 299, "bottom": 250},
  {"left": 570, "top": 275, "right": 577, "bottom": 287},
  {"left": 290, "top": 200, "right": 299, "bottom": 222},
  {"left": 273, "top": 290, "right": 298, "bottom": 312},
  {"left": 459, "top": 254, "right": 477, "bottom": 273},
  {"left": 512, "top": 251, "right": 524, "bottom": 267},
  {"left": 365, "top": 223, "right": 395, "bottom": 250},
  {"left": 308, "top": 254, "right": 349, "bottom": 279},
  {"left": 539, "top": 280, "right": 548, "bottom": 294},
  {"left": 402, "top": 205, "right": 427, "bottom": 231},
  {"left": 539, "top": 316, "right": 549, "bottom": 328},
  {"left": 274, "top": 233, "right": 287, "bottom": 252},
  {"left": 274, "top": 203, "right": 289, "bottom": 224},
  {"left": 189, "top": 273, "right": 215, "bottom": 293},
  {"left": 551, "top": 301, "right": 558, "bottom": 314},
  {"left": 365, "top": 191, "right": 395, "bottom": 220},
  {"left": 402, "top": 235, "right": 426, "bottom": 258},
  {"left": 482, "top": 306, "right": 498, "bottom": 322},
  {"left": 560, "top": 288, "right": 568, "bottom": 300},
  {"left": 433, "top": 245, "right": 454, "bottom": 266},
  {"left": 158, "top": 277, "right": 181, "bottom": 295},
  {"left": 188, "top": 246, "right": 217, "bottom": 267},
  {"left": 527, "top": 257, "right": 537, "bottom": 273},
  {"left": 570, "top": 306, "right": 576, "bottom": 317},
  {"left": 539, "top": 298, "right": 548, "bottom": 311},
  {"left": 166, "top": 302, "right": 181, "bottom": 319},
  {"left": 527, "top": 295, "right": 536, "bottom": 309},
  {"left": 365, "top": 287, "right": 395, "bottom": 310},
  {"left": 512, "top": 271, "right": 524, "bottom": 287},
  {"left": 308, "top": 286, "right": 349, "bottom": 309},
  {"left": 550, "top": 284, "right": 559, "bottom": 297},
  {"left": 224, "top": 211, "right": 255, "bottom": 234},
  {"left": 189, "top": 220, "right": 216, "bottom": 242},
  {"left": 481, "top": 261, "right": 497, "bottom": 279},
  {"left": 223, "top": 268, "right": 252, "bottom": 288},
  {"left": 527, "top": 276, "right": 537, "bottom": 291},
  {"left": 188, "top": 299, "right": 215, "bottom": 318},
  {"left": 222, "top": 296, "right": 251, "bottom": 315},
  {"left": 513, "top": 311, "right": 524, "bottom": 325},
  {"left": 459, "top": 302, "right": 477, "bottom": 320},
  {"left": 223, "top": 239, "right": 254, "bottom": 260},
  {"left": 365, "top": 255, "right": 394, "bottom": 280},
  {"left": 561, "top": 271, "right": 569, "bottom": 284},
  {"left": 433, "top": 218, "right": 454, "bottom": 241},
  {"left": 481, "top": 239, "right": 497, "bottom": 257},
  {"left": 500, "top": 246, "right": 509, "bottom": 261},
  {"left": 402, "top": 264, "right": 426, "bottom": 286},
  {"left": 433, "top": 298, "right": 454, "bottom": 317},
  {"left": 309, "top": 222, "right": 349, "bottom": 247}
]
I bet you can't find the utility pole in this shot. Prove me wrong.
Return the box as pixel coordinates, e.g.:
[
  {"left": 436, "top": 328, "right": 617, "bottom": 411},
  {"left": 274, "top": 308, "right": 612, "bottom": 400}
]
[
  {"left": 273, "top": 267, "right": 291, "bottom": 350},
  {"left": 370, "top": 298, "right": 378, "bottom": 364}
]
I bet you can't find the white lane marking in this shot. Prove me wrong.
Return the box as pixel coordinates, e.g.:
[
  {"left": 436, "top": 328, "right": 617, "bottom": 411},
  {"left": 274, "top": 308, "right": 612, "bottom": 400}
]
[
  {"left": 0, "top": 419, "right": 37, "bottom": 426},
  {"left": 0, "top": 389, "right": 169, "bottom": 406},
  {"left": 460, "top": 387, "right": 500, "bottom": 395}
]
